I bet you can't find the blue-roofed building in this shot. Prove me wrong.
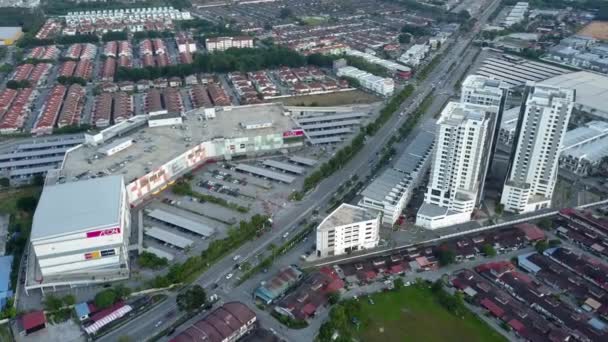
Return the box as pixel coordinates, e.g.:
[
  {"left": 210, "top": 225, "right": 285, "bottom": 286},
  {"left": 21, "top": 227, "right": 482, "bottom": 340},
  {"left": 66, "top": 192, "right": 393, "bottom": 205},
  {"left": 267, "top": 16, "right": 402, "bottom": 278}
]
[
  {"left": 589, "top": 317, "right": 607, "bottom": 332},
  {"left": 74, "top": 302, "right": 91, "bottom": 321},
  {"left": 0, "top": 255, "right": 14, "bottom": 309},
  {"left": 517, "top": 253, "right": 541, "bottom": 274}
]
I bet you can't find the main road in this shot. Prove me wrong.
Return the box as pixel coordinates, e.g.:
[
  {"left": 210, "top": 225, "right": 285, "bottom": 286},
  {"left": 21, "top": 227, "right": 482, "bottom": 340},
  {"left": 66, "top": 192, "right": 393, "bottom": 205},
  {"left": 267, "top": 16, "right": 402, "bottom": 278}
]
[{"left": 100, "top": 1, "right": 501, "bottom": 340}]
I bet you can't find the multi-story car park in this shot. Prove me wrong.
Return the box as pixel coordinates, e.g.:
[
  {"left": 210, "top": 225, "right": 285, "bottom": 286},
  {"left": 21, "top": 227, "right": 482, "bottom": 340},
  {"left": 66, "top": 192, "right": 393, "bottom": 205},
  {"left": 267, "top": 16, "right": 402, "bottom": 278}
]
[
  {"left": 0, "top": 134, "right": 84, "bottom": 185},
  {"left": 57, "top": 103, "right": 305, "bottom": 206},
  {"left": 25, "top": 175, "right": 131, "bottom": 294},
  {"left": 359, "top": 127, "right": 435, "bottom": 225}
]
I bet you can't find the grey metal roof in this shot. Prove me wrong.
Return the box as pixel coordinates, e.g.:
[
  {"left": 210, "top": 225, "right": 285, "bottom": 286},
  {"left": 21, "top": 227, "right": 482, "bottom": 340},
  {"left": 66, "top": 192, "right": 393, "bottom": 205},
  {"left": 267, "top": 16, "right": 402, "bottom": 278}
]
[
  {"left": 305, "top": 127, "right": 352, "bottom": 137},
  {"left": 298, "top": 119, "right": 361, "bottom": 130},
  {"left": 0, "top": 155, "right": 65, "bottom": 169},
  {"left": 289, "top": 156, "right": 317, "bottom": 166},
  {"left": 97, "top": 138, "right": 133, "bottom": 155},
  {"left": 145, "top": 226, "right": 193, "bottom": 249},
  {"left": 318, "top": 203, "right": 377, "bottom": 231},
  {"left": 308, "top": 136, "right": 343, "bottom": 145},
  {"left": 235, "top": 164, "right": 295, "bottom": 183},
  {"left": 0, "top": 147, "right": 71, "bottom": 161},
  {"left": 262, "top": 160, "right": 304, "bottom": 174},
  {"left": 147, "top": 209, "right": 215, "bottom": 237},
  {"left": 31, "top": 176, "right": 124, "bottom": 241},
  {"left": 9, "top": 165, "right": 58, "bottom": 177},
  {"left": 295, "top": 112, "right": 366, "bottom": 124}
]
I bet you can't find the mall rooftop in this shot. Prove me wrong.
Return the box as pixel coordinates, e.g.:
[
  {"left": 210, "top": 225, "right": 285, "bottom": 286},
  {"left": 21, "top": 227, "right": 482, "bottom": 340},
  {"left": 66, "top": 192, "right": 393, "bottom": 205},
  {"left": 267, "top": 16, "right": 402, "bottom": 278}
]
[{"left": 61, "top": 104, "right": 296, "bottom": 184}]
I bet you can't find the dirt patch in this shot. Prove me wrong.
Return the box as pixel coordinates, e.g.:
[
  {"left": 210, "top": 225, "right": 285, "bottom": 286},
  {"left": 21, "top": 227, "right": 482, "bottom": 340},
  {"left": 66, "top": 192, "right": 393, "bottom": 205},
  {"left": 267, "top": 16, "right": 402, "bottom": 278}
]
[
  {"left": 578, "top": 21, "right": 608, "bottom": 41},
  {"left": 275, "top": 90, "right": 380, "bottom": 106}
]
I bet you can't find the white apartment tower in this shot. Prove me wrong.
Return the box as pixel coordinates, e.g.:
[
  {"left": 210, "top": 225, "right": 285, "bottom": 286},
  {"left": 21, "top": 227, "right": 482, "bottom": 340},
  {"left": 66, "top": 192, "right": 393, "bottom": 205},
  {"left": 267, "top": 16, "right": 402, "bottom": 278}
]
[
  {"left": 460, "top": 75, "right": 508, "bottom": 202},
  {"left": 316, "top": 203, "right": 380, "bottom": 258},
  {"left": 416, "top": 102, "right": 493, "bottom": 229},
  {"left": 501, "top": 83, "right": 574, "bottom": 213}
]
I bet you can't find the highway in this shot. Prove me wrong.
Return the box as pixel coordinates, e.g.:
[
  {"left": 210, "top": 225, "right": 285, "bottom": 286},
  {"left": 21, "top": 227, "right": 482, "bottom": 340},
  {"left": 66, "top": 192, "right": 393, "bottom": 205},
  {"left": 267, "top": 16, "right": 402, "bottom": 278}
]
[{"left": 99, "top": 1, "right": 502, "bottom": 340}]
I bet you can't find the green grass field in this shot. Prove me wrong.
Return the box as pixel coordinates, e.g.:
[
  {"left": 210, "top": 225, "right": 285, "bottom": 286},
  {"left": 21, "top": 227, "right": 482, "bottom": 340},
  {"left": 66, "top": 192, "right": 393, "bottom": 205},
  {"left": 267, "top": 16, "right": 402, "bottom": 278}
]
[{"left": 354, "top": 286, "right": 506, "bottom": 342}]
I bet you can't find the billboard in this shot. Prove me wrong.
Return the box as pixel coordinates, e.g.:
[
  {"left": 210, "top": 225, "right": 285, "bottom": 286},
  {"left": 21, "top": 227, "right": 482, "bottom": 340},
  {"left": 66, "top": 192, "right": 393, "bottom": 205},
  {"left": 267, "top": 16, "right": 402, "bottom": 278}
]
[
  {"left": 283, "top": 129, "right": 304, "bottom": 138},
  {"left": 86, "top": 227, "right": 121, "bottom": 238}
]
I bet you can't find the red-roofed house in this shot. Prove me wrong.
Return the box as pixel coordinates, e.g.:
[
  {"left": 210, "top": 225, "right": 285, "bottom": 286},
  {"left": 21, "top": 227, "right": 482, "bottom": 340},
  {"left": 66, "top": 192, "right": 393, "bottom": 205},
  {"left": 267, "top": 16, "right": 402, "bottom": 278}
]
[
  {"left": 480, "top": 298, "right": 504, "bottom": 318},
  {"left": 22, "top": 310, "right": 46, "bottom": 334},
  {"left": 508, "top": 319, "right": 525, "bottom": 333},
  {"left": 516, "top": 223, "right": 545, "bottom": 242}
]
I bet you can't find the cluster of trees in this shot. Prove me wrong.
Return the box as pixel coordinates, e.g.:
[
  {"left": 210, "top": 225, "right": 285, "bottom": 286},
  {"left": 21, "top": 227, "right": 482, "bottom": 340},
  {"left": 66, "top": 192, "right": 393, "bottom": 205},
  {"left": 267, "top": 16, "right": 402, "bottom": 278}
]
[
  {"left": 6, "top": 80, "right": 31, "bottom": 89},
  {"left": 57, "top": 76, "right": 87, "bottom": 86},
  {"left": 430, "top": 280, "right": 467, "bottom": 316},
  {"left": 115, "top": 47, "right": 307, "bottom": 81},
  {"left": 42, "top": 294, "right": 76, "bottom": 323},
  {"left": 94, "top": 285, "right": 131, "bottom": 309},
  {"left": 177, "top": 18, "right": 242, "bottom": 37},
  {"left": 132, "top": 30, "right": 175, "bottom": 41},
  {"left": 343, "top": 55, "right": 387, "bottom": 77},
  {"left": 176, "top": 285, "right": 207, "bottom": 312},
  {"left": 318, "top": 299, "right": 362, "bottom": 342},
  {"left": 150, "top": 214, "right": 269, "bottom": 288},
  {"left": 401, "top": 24, "right": 431, "bottom": 37},
  {"left": 0, "top": 7, "right": 45, "bottom": 33},
  {"left": 138, "top": 251, "right": 169, "bottom": 270},
  {"left": 102, "top": 31, "right": 128, "bottom": 42}
]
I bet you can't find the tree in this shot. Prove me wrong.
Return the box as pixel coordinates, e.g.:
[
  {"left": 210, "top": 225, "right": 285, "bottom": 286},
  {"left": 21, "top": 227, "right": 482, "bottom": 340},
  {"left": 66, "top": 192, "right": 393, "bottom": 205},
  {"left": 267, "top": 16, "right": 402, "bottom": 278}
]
[
  {"left": 535, "top": 240, "right": 549, "bottom": 254},
  {"left": 393, "top": 278, "right": 404, "bottom": 289},
  {"left": 172, "top": 181, "right": 192, "bottom": 195},
  {"left": 113, "top": 285, "right": 132, "bottom": 299},
  {"left": 176, "top": 285, "right": 207, "bottom": 311},
  {"left": 398, "top": 33, "right": 411, "bottom": 44},
  {"left": 481, "top": 244, "right": 497, "bottom": 257},
  {"left": 118, "top": 336, "right": 132, "bottom": 342},
  {"left": 436, "top": 248, "right": 456, "bottom": 266},
  {"left": 43, "top": 294, "right": 63, "bottom": 311},
  {"left": 0, "top": 178, "right": 9, "bottom": 187},
  {"left": 17, "top": 196, "right": 38, "bottom": 213},
  {"left": 537, "top": 218, "right": 552, "bottom": 230},
  {"left": 95, "top": 289, "right": 118, "bottom": 309},
  {"left": 62, "top": 294, "right": 76, "bottom": 306},
  {"left": 328, "top": 292, "right": 340, "bottom": 305},
  {"left": 495, "top": 203, "right": 504, "bottom": 216},
  {"left": 0, "top": 64, "right": 13, "bottom": 73},
  {"left": 549, "top": 239, "right": 562, "bottom": 248},
  {"left": 32, "top": 173, "right": 45, "bottom": 186},
  {"left": 279, "top": 8, "right": 293, "bottom": 19},
  {"left": 138, "top": 251, "right": 169, "bottom": 269}
]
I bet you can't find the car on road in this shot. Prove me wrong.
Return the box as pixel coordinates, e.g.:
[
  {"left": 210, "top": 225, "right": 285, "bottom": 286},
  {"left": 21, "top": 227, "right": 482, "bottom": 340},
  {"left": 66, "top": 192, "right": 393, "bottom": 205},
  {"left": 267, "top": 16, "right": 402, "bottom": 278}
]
[
  {"left": 226, "top": 273, "right": 233, "bottom": 280},
  {"left": 233, "top": 255, "right": 241, "bottom": 261},
  {"left": 155, "top": 321, "right": 163, "bottom": 328}
]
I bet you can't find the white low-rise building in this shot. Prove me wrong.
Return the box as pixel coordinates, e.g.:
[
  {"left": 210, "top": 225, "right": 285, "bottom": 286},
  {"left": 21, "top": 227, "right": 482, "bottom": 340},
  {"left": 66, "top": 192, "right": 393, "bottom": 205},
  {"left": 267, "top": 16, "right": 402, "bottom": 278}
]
[
  {"left": 345, "top": 49, "right": 411, "bottom": 73},
  {"left": 336, "top": 66, "right": 394, "bottom": 96},
  {"left": 399, "top": 44, "right": 430, "bottom": 67},
  {"left": 316, "top": 203, "right": 380, "bottom": 258},
  {"left": 205, "top": 36, "right": 254, "bottom": 52}
]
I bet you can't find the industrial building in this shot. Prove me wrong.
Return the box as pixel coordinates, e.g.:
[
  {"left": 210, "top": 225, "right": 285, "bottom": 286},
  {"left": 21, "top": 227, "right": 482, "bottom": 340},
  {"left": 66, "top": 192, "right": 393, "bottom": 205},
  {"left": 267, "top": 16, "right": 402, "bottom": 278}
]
[
  {"left": 475, "top": 56, "right": 569, "bottom": 88},
  {"left": 359, "top": 127, "right": 435, "bottom": 225},
  {"left": 502, "top": 2, "right": 528, "bottom": 27},
  {"left": 546, "top": 36, "right": 608, "bottom": 75},
  {"left": 315, "top": 203, "right": 380, "bottom": 258},
  {"left": 25, "top": 176, "right": 130, "bottom": 294},
  {"left": 541, "top": 71, "right": 608, "bottom": 120},
  {"left": 170, "top": 302, "right": 256, "bottom": 342},
  {"left": 0, "top": 134, "right": 84, "bottom": 185},
  {"left": 0, "top": 27, "right": 23, "bottom": 46},
  {"left": 501, "top": 83, "right": 574, "bottom": 214},
  {"left": 57, "top": 103, "right": 305, "bottom": 206},
  {"left": 336, "top": 66, "right": 394, "bottom": 97}
]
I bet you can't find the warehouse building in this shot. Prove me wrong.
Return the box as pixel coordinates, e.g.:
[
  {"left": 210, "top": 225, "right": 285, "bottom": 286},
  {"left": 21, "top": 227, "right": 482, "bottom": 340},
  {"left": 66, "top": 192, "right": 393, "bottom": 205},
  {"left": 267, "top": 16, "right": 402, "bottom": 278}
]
[
  {"left": 359, "top": 127, "right": 435, "bottom": 225},
  {"left": 541, "top": 71, "right": 608, "bottom": 120},
  {"left": 25, "top": 175, "right": 130, "bottom": 294},
  {"left": 316, "top": 203, "right": 381, "bottom": 258},
  {"left": 0, "top": 27, "right": 23, "bottom": 46},
  {"left": 475, "top": 56, "right": 569, "bottom": 87},
  {"left": 57, "top": 103, "right": 305, "bottom": 206},
  {"left": 293, "top": 112, "right": 368, "bottom": 145},
  {"left": 170, "top": 302, "right": 256, "bottom": 342}
]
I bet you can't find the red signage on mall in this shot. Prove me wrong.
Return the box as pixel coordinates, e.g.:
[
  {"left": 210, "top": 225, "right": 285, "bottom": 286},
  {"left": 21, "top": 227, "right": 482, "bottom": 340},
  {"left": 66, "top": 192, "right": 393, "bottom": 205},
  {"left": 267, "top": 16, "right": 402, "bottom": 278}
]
[
  {"left": 86, "top": 227, "right": 121, "bottom": 238},
  {"left": 283, "top": 129, "right": 304, "bottom": 138}
]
